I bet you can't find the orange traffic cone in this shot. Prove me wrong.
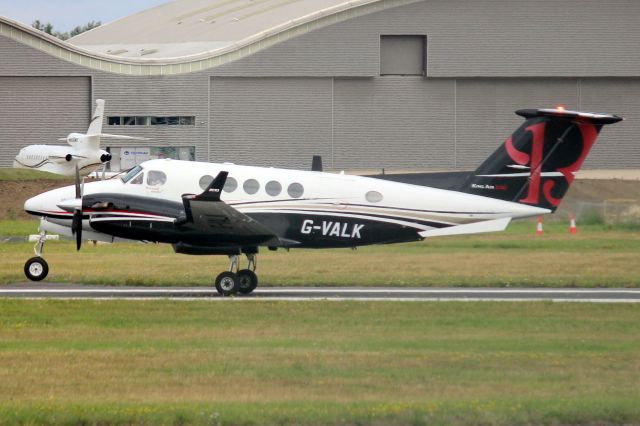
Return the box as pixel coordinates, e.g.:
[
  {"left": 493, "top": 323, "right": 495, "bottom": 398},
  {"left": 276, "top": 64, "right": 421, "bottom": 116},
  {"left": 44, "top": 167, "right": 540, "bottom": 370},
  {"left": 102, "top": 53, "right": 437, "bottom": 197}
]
[
  {"left": 536, "top": 216, "right": 544, "bottom": 235},
  {"left": 569, "top": 214, "right": 577, "bottom": 235}
]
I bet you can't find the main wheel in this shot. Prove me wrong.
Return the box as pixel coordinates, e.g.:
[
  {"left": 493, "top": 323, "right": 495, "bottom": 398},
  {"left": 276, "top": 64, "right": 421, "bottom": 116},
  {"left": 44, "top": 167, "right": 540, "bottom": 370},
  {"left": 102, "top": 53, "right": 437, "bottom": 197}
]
[
  {"left": 24, "top": 257, "right": 49, "bottom": 281},
  {"left": 237, "top": 269, "right": 258, "bottom": 295},
  {"left": 215, "top": 271, "right": 239, "bottom": 296}
]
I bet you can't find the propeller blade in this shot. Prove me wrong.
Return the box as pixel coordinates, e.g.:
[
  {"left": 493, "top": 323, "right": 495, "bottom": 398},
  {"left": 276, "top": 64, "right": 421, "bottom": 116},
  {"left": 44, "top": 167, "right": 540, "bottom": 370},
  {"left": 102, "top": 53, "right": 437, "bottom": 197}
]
[
  {"left": 76, "top": 223, "right": 82, "bottom": 251},
  {"left": 71, "top": 209, "right": 83, "bottom": 251},
  {"left": 75, "top": 165, "right": 81, "bottom": 199}
]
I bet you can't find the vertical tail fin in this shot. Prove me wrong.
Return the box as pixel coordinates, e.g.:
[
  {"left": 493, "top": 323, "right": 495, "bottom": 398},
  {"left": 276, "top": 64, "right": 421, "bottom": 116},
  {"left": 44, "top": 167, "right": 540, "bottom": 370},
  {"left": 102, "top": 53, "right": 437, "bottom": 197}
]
[
  {"left": 86, "top": 99, "right": 105, "bottom": 136},
  {"left": 461, "top": 108, "right": 622, "bottom": 211}
]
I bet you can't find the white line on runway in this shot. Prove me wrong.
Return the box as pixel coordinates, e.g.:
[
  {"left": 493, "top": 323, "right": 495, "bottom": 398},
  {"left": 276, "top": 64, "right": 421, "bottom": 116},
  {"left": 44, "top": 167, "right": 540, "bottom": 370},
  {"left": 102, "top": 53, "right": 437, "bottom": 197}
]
[
  {"left": 11, "top": 297, "right": 640, "bottom": 303},
  {"left": 1, "top": 288, "right": 639, "bottom": 294}
]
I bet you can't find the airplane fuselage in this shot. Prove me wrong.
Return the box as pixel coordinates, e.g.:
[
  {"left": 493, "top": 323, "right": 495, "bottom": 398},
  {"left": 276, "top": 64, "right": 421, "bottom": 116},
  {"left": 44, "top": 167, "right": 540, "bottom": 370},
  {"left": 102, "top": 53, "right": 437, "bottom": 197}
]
[
  {"left": 25, "top": 159, "right": 548, "bottom": 251},
  {"left": 14, "top": 144, "right": 110, "bottom": 176}
]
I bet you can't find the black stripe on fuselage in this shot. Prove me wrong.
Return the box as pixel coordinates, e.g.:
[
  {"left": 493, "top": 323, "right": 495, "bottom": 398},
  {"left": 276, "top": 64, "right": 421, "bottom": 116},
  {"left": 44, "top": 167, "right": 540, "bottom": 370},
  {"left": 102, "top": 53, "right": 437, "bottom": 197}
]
[
  {"left": 229, "top": 198, "right": 498, "bottom": 216},
  {"left": 255, "top": 208, "right": 451, "bottom": 229},
  {"left": 14, "top": 158, "right": 52, "bottom": 169}
]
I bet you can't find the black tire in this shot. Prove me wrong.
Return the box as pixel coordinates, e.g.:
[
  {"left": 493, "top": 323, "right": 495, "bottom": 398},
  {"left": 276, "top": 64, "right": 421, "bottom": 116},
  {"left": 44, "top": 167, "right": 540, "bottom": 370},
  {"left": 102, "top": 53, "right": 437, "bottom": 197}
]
[
  {"left": 237, "top": 269, "right": 258, "bottom": 295},
  {"left": 24, "top": 257, "right": 49, "bottom": 281},
  {"left": 215, "top": 271, "right": 239, "bottom": 296}
]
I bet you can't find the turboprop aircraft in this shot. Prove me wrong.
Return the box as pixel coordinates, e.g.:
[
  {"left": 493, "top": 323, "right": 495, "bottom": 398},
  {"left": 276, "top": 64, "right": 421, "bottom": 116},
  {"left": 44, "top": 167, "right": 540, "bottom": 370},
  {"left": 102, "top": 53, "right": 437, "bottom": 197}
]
[
  {"left": 13, "top": 99, "right": 147, "bottom": 176},
  {"left": 22, "top": 107, "right": 622, "bottom": 295}
]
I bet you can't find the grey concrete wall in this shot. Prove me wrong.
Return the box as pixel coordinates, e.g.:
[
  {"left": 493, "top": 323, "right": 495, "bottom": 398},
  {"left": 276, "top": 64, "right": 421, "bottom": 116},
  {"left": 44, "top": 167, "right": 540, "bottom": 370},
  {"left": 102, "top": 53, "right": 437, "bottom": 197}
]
[
  {"left": 0, "top": 36, "right": 91, "bottom": 77},
  {"left": 0, "top": 76, "right": 91, "bottom": 165},
  {"left": 212, "top": 0, "right": 640, "bottom": 78},
  {"left": 580, "top": 79, "right": 640, "bottom": 169},
  {"left": 209, "top": 77, "right": 333, "bottom": 168},
  {"left": 92, "top": 73, "right": 210, "bottom": 160},
  {"left": 333, "top": 77, "right": 454, "bottom": 170}
]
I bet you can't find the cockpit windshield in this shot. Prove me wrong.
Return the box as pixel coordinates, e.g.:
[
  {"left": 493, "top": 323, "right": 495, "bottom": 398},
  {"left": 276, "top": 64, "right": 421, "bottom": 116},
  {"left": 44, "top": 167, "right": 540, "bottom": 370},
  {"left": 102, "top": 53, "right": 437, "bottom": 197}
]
[{"left": 121, "top": 165, "right": 143, "bottom": 183}]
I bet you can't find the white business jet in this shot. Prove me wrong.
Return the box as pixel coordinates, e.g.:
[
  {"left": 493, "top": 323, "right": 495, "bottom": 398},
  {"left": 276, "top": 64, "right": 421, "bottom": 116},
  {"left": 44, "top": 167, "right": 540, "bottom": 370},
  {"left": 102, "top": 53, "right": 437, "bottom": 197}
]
[
  {"left": 22, "top": 107, "right": 622, "bottom": 295},
  {"left": 13, "top": 99, "right": 147, "bottom": 176}
]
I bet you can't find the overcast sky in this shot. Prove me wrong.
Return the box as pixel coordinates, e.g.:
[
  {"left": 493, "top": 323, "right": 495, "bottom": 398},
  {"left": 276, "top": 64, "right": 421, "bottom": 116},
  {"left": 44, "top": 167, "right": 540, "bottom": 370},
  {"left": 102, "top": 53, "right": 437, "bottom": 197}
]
[{"left": 0, "top": 0, "right": 169, "bottom": 32}]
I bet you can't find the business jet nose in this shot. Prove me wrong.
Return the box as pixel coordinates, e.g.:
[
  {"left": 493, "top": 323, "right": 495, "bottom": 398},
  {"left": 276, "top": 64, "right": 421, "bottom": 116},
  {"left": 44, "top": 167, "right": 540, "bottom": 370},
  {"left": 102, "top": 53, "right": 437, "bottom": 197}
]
[
  {"left": 24, "top": 194, "right": 45, "bottom": 216},
  {"left": 24, "top": 185, "right": 76, "bottom": 217}
]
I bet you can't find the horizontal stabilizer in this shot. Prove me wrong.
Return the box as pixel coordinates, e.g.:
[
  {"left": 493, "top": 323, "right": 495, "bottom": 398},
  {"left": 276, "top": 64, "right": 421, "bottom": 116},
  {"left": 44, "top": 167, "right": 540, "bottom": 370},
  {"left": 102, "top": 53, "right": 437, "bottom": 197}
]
[
  {"left": 96, "top": 134, "right": 151, "bottom": 141},
  {"left": 57, "top": 134, "right": 150, "bottom": 142},
  {"left": 419, "top": 217, "right": 511, "bottom": 238}
]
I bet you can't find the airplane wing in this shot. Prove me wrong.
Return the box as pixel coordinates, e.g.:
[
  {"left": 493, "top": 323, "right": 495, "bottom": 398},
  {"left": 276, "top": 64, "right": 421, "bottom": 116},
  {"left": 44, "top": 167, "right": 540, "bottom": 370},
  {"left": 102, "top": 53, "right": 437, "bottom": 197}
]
[{"left": 177, "top": 172, "right": 278, "bottom": 240}]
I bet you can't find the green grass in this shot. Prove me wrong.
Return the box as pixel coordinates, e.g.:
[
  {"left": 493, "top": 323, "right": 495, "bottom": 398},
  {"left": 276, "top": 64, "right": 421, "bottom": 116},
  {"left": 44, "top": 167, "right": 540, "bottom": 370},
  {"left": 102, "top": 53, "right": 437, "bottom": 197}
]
[
  {"left": 2, "top": 219, "right": 639, "bottom": 287},
  {"left": 0, "top": 220, "right": 39, "bottom": 236},
  {"left": 0, "top": 300, "right": 638, "bottom": 425},
  {"left": 0, "top": 168, "right": 71, "bottom": 181}
]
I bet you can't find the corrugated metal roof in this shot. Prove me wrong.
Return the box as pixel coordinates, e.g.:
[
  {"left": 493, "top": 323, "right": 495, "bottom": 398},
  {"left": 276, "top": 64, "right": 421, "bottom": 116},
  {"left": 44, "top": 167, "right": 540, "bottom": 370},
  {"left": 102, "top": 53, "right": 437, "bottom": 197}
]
[{"left": 69, "top": 0, "right": 355, "bottom": 58}]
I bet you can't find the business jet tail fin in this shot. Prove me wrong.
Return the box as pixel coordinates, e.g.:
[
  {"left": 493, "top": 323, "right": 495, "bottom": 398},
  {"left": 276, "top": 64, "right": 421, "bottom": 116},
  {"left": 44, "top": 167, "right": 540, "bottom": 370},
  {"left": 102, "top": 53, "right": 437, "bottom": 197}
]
[{"left": 87, "top": 99, "right": 105, "bottom": 136}]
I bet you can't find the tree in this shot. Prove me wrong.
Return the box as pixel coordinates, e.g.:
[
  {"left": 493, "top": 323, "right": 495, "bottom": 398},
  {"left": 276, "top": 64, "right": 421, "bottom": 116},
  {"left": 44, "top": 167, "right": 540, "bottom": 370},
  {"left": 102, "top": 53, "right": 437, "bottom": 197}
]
[
  {"left": 31, "top": 20, "right": 101, "bottom": 41},
  {"left": 70, "top": 21, "right": 101, "bottom": 38}
]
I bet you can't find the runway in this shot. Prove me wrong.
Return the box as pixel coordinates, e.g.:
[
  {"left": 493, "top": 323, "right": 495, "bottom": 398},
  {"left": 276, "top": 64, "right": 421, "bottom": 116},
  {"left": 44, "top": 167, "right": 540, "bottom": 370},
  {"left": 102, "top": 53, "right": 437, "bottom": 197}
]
[{"left": 1, "top": 283, "right": 639, "bottom": 302}]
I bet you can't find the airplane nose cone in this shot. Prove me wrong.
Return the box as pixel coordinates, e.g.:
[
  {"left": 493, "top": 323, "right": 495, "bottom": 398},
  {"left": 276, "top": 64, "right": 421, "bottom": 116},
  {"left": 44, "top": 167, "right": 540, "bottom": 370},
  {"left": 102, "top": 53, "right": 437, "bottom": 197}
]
[{"left": 24, "top": 194, "right": 44, "bottom": 216}]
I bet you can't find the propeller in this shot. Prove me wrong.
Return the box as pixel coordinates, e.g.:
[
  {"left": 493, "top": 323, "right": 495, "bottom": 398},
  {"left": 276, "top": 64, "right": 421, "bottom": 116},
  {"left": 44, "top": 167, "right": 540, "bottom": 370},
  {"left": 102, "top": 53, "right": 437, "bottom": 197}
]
[{"left": 71, "top": 165, "right": 83, "bottom": 251}]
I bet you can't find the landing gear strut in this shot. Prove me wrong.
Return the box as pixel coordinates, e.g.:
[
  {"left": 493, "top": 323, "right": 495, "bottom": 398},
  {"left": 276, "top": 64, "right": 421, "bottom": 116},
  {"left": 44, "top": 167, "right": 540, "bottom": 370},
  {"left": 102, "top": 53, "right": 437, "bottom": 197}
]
[
  {"left": 24, "top": 231, "right": 49, "bottom": 281},
  {"left": 214, "top": 253, "right": 259, "bottom": 296}
]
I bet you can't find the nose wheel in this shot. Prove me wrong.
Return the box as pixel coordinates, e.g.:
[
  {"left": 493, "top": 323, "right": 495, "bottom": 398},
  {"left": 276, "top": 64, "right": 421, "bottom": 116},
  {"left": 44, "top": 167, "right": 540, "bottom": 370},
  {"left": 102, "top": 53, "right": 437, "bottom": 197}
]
[
  {"left": 214, "top": 253, "right": 259, "bottom": 296},
  {"left": 24, "top": 256, "right": 49, "bottom": 281},
  {"left": 24, "top": 231, "right": 49, "bottom": 281}
]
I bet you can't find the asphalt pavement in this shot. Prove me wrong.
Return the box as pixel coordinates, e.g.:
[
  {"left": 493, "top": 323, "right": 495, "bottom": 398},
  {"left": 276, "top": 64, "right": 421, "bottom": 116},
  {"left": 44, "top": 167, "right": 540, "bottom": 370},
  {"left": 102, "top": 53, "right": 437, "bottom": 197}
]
[{"left": 1, "top": 283, "right": 639, "bottom": 302}]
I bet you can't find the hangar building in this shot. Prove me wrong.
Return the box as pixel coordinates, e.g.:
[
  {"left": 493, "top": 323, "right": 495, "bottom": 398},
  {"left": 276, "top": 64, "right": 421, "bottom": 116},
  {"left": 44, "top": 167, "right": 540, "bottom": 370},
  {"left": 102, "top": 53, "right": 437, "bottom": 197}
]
[{"left": 1, "top": 0, "right": 639, "bottom": 172}]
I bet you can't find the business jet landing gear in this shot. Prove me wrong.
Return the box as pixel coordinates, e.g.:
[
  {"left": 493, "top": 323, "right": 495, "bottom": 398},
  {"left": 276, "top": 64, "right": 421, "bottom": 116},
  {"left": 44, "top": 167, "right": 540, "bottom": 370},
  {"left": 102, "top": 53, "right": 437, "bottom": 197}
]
[
  {"left": 214, "top": 253, "right": 258, "bottom": 296},
  {"left": 238, "top": 254, "right": 258, "bottom": 295},
  {"left": 24, "top": 231, "right": 49, "bottom": 281}
]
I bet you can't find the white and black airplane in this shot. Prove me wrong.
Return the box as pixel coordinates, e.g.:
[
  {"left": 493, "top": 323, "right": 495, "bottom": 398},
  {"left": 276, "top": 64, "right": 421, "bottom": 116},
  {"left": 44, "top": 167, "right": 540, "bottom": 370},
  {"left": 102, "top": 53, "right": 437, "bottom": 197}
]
[
  {"left": 13, "top": 99, "right": 147, "bottom": 176},
  {"left": 22, "top": 107, "right": 622, "bottom": 295}
]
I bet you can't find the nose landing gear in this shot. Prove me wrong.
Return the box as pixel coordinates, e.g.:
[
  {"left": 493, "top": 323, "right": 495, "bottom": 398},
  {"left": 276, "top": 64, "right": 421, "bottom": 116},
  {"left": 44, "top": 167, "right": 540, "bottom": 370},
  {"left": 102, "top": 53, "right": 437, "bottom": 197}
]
[
  {"left": 214, "top": 253, "right": 259, "bottom": 296},
  {"left": 24, "top": 231, "right": 49, "bottom": 281}
]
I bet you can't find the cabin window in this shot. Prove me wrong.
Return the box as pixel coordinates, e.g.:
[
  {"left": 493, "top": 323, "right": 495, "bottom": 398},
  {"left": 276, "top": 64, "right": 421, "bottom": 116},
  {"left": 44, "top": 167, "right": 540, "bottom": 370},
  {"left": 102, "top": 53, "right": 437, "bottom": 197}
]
[
  {"left": 287, "top": 183, "right": 304, "bottom": 198},
  {"left": 147, "top": 170, "right": 167, "bottom": 186},
  {"left": 243, "top": 179, "right": 260, "bottom": 195},
  {"left": 224, "top": 177, "right": 238, "bottom": 193},
  {"left": 366, "top": 191, "right": 383, "bottom": 203},
  {"left": 199, "top": 175, "right": 213, "bottom": 190},
  {"left": 265, "top": 181, "right": 282, "bottom": 196},
  {"left": 121, "top": 165, "right": 143, "bottom": 183}
]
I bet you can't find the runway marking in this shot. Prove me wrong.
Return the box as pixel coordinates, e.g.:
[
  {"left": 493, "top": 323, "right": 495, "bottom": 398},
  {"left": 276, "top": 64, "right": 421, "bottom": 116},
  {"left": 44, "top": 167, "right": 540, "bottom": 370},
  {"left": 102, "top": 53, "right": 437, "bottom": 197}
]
[
  {"left": 1, "top": 288, "right": 639, "bottom": 294},
  {"left": 9, "top": 297, "right": 640, "bottom": 303},
  {"left": 1, "top": 286, "right": 638, "bottom": 303}
]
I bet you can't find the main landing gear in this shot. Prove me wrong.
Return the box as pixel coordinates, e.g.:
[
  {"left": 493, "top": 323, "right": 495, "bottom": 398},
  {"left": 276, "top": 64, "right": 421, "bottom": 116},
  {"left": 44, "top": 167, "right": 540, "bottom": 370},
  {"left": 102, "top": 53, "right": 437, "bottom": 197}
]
[
  {"left": 214, "top": 253, "right": 258, "bottom": 296},
  {"left": 24, "top": 231, "right": 49, "bottom": 281}
]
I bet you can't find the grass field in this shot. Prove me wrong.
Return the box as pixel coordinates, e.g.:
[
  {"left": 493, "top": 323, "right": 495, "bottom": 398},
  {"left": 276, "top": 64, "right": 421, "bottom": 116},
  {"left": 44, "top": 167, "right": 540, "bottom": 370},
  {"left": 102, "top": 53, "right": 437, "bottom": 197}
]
[
  {"left": 0, "top": 300, "right": 638, "bottom": 425},
  {"left": 0, "top": 168, "right": 71, "bottom": 181},
  {"left": 1, "top": 220, "right": 639, "bottom": 287}
]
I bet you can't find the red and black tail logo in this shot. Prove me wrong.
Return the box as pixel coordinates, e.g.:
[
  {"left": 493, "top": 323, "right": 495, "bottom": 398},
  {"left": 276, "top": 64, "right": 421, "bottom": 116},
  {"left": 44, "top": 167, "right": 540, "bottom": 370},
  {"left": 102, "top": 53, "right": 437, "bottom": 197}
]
[
  {"left": 464, "top": 113, "right": 607, "bottom": 211},
  {"left": 504, "top": 120, "right": 598, "bottom": 207}
]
